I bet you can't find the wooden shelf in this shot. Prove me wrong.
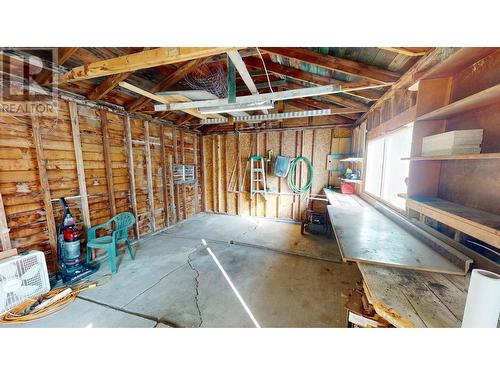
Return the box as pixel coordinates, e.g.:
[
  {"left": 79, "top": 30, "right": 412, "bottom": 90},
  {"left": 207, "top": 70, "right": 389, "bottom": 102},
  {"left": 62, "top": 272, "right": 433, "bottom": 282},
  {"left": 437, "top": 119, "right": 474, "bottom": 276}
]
[
  {"left": 406, "top": 197, "right": 500, "bottom": 248},
  {"left": 417, "top": 83, "right": 500, "bottom": 121},
  {"left": 340, "top": 157, "right": 364, "bottom": 163},
  {"left": 340, "top": 178, "right": 362, "bottom": 184},
  {"left": 402, "top": 152, "right": 500, "bottom": 161}
]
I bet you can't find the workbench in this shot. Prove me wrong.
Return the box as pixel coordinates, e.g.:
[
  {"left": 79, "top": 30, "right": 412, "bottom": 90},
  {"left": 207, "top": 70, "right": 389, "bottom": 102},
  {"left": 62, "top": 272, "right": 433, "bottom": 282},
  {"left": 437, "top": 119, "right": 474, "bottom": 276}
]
[{"left": 324, "top": 188, "right": 469, "bottom": 327}]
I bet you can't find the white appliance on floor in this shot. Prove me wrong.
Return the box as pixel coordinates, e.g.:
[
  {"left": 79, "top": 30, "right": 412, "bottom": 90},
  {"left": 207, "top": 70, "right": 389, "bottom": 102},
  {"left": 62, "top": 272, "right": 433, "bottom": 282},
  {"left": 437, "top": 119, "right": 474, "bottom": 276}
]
[{"left": 0, "top": 251, "right": 50, "bottom": 315}]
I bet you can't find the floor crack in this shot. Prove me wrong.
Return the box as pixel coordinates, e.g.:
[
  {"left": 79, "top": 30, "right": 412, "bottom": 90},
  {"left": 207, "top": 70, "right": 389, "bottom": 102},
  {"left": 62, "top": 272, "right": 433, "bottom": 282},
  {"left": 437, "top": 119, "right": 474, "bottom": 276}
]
[{"left": 187, "top": 251, "right": 203, "bottom": 328}]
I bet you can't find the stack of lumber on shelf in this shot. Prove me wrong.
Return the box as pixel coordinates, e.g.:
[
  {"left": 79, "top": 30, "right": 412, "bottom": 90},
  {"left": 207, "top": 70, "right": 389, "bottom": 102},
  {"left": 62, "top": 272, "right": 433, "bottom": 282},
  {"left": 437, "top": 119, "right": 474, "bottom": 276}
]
[{"left": 421, "top": 129, "right": 483, "bottom": 156}]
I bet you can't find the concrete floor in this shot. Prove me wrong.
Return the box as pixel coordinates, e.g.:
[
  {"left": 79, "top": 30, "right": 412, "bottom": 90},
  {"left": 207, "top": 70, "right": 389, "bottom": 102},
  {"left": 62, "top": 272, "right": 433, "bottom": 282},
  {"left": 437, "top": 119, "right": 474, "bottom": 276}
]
[{"left": 3, "top": 213, "right": 361, "bottom": 328}]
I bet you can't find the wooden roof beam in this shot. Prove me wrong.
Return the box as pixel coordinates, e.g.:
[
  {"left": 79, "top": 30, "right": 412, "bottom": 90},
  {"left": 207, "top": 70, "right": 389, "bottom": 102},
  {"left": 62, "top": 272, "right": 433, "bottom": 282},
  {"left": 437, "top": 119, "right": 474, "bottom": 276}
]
[
  {"left": 87, "top": 71, "right": 134, "bottom": 101},
  {"left": 87, "top": 47, "right": 152, "bottom": 101},
  {"left": 292, "top": 98, "right": 363, "bottom": 120},
  {"left": 286, "top": 82, "right": 370, "bottom": 111},
  {"left": 260, "top": 47, "right": 401, "bottom": 84},
  {"left": 244, "top": 55, "right": 388, "bottom": 102},
  {"left": 36, "top": 47, "right": 78, "bottom": 84},
  {"left": 175, "top": 114, "right": 195, "bottom": 125},
  {"left": 227, "top": 49, "right": 268, "bottom": 114},
  {"left": 60, "top": 47, "right": 234, "bottom": 83},
  {"left": 379, "top": 47, "right": 431, "bottom": 57},
  {"left": 126, "top": 57, "right": 211, "bottom": 113},
  {"left": 244, "top": 55, "right": 371, "bottom": 88},
  {"left": 119, "top": 81, "right": 223, "bottom": 120},
  {"left": 285, "top": 102, "right": 354, "bottom": 125}
]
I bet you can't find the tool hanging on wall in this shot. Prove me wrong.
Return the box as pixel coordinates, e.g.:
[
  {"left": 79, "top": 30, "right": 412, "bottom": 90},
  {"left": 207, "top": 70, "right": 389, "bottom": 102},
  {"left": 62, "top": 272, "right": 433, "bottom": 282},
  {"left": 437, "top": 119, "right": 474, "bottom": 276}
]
[
  {"left": 250, "top": 156, "right": 268, "bottom": 200},
  {"left": 288, "top": 156, "right": 313, "bottom": 195},
  {"left": 274, "top": 155, "right": 314, "bottom": 195}
]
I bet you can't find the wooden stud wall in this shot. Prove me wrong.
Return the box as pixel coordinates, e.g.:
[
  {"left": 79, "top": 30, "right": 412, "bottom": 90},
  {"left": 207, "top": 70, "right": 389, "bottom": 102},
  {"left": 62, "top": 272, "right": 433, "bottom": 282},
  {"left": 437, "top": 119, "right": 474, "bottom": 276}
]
[
  {"left": 0, "top": 99, "right": 201, "bottom": 271},
  {"left": 202, "top": 126, "right": 352, "bottom": 221}
]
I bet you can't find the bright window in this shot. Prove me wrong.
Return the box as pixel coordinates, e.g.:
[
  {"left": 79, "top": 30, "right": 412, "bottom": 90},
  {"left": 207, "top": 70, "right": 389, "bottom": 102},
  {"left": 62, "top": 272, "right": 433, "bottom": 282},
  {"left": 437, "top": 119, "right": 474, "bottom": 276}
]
[{"left": 365, "top": 125, "right": 413, "bottom": 209}]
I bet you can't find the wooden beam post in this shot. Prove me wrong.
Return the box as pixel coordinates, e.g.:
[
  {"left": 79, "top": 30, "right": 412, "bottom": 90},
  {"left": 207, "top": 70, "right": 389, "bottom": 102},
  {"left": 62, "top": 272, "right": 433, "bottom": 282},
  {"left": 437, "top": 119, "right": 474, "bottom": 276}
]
[
  {"left": 200, "top": 135, "right": 207, "bottom": 212},
  {"left": 172, "top": 126, "right": 181, "bottom": 222},
  {"left": 276, "top": 131, "right": 283, "bottom": 218},
  {"left": 223, "top": 134, "right": 228, "bottom": 213},
  {"left": 144, "top": 121, "right": 156, "bottom": 232},
  {"left": 227, "top": 56, "right": 236, "bottom": 103},
  {"left": 236, "top": 132, "right": 242, "bottom": 215},
  {"left": 180, "top": 130, "right": 187, "bottom": 220},
  {"left": 159, "top": 125, "right": 170, "bottom": 226},
  {"left": 212, "top": 135, "right": 217, "bottom": 212},
  {"left": 31, "top": 114, "right": 57, "bottom": 265},
  {"left": 68, "top": 102, "right": 91, "bottom": 231},
  {"left": 168, "top": 154, "right": 177, "bottom": 224},
  {"left": 0, "top": 192, "right": 12, "bottom": 251},
  {"left": 100, "top": 109, "right": 116, "bottom": 218},
  {"left": 193, "top": 135, "right": 200, "bottom": 214},
  {"left": 124, "top": 116, "right": 140, "bottom": 239},
  {"left": 217, "top": 135, "right": 223, "bottom": 212},
  {"left": 264, "top": 131, "right": 268, "bottom": 217}
]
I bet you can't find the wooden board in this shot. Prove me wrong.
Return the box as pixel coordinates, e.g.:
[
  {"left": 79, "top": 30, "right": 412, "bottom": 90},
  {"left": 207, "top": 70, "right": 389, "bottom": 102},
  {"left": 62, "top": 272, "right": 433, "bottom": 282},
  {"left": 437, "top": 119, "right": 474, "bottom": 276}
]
[
  {"left": 359, "top": 263, "right": 468, "bottom": 328},
  {"left": 404, "top": 152, "right": 500, "bottom": 161},
  {"left": 407, "top": 197, "right": 500, "bottom": 248},
  {"left": 326, "top": 192, "right": 466, "bottom": 275},
  {"left": 417, "top": 83, "right": 500, "bottom": 121}
]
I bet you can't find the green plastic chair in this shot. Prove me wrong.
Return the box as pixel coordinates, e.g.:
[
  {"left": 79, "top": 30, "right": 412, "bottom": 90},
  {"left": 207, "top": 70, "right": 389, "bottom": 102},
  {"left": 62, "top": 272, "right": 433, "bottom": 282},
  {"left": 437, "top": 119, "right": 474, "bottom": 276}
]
[{"left": 86, "top": 212, "right": 136, "bottom": 273}]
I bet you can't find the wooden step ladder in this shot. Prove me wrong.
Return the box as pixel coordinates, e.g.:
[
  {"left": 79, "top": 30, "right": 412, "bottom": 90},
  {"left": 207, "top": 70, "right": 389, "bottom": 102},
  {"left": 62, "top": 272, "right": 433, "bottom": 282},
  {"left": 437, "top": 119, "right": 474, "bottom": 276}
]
[{"left": 250, "top": 156, "right": 267, "bottom": 200}]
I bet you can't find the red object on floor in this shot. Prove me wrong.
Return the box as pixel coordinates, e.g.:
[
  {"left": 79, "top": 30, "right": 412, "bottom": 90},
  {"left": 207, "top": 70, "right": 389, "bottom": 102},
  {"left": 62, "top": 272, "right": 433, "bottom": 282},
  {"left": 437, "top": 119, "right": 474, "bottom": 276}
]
[{"left": 340, "top": 182, "right": 355, "bottom": 194}]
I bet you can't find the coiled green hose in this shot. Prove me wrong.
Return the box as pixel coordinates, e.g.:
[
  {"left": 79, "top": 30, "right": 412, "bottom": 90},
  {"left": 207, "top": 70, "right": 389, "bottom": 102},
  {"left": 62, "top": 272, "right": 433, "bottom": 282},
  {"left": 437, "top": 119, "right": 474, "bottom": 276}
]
[{"left": 288, "top": 156, "right": 313, "bottom": 194}]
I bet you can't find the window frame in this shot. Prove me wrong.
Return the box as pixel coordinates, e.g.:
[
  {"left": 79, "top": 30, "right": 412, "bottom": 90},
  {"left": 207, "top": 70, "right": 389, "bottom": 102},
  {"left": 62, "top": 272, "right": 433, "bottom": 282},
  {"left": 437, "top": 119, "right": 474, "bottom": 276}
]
[{"left": 362, "top": 125, "right": 413, "bottom": 214}]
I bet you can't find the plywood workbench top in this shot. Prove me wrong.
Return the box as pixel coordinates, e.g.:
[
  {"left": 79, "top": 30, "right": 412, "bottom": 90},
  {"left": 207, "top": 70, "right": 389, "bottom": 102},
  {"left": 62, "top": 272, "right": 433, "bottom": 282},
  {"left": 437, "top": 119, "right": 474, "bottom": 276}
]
[{"left": 323, "top": 188, "right": 470, "bottom": 328}]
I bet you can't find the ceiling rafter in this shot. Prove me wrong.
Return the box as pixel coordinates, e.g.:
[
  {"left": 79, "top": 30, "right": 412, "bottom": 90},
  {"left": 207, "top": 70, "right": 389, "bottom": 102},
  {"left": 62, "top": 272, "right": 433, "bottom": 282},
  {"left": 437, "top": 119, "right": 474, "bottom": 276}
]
[
  {"left": 292, "top": 98, "right": 363, "bottom": 120},
  {"left": 286, "top": 101, "right": 354, "bottom": 125},
  {"left": 36, "top": 47, "right": 78, "bottom": 84},
  {"left": 87, "top": 47, "right": 152, "bottom": 101},
  {"left": 60, "top": 47, "right": 234, "bottom": 83},
  {"left": 260, "top": 47, "right": 401, "bottom": 84},
  {"left": 243, "top": 55, "right": 387, "bottom": 102},
  {"left": 127, "top": 57, "right": 212, "bottom": 113},
  {"left": 286, "top": 82, "right": 370, "bottom": 111},
  {"left": 87, "top": 71, "right": 134, "bottom": 101},
  {"left": 119, "top": 81, "right": 223, "bottom": 120},
  {"left": 175, "top": 114, "right": 195, "bottom": 125},
  {"left": 379, "top": 47, "right": 431, "bottom": 56},
  {"left": 244, "top": 55, "right": 371, "bottom": 88}
]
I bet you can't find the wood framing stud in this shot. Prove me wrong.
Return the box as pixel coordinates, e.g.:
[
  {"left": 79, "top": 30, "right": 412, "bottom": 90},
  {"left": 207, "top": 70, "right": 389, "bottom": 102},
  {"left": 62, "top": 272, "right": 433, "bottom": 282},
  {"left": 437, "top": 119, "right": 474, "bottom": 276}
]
[
  {"left": 100, "top": 109, "right": 116, "bottom": 217},
  {"left": 31, "top": 114, "right": 58, "bottom": 265},
  {"left": 144, "top": 121, "right": 156, "bottom": 232},
  {"left": 193, "top": 135, "right": 200, "bottom": 214},
  {"left": 200, "top": 135, "right": 207, "bottom": 212},
  {"left": 0, "top": 192, "right": 12, "bottom": 251},
  {"left": 68, "top": 102, "right": 91, "bottom": 231},
  {"left": 168, "top": 154, "right": 177, "bottom": 224},
  {"left": 124, "top": 116, "right": 140, "bottom": 239},
  {"left": 172, "top": 126, "right": 181, "bottom": 221},
  {"left": 180, "top": 130, "right": 187, "bottom": 220},
  {"left": 159, "top": 125, "right": 170, "bottom": 226}
]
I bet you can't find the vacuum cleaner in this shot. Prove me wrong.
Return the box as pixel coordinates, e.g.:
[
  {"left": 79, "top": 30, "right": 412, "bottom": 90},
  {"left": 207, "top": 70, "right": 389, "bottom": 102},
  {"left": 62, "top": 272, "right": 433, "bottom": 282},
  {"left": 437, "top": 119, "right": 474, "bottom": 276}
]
[{"left": 56, "top": 198, "right": 97, "bottom": 284}]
